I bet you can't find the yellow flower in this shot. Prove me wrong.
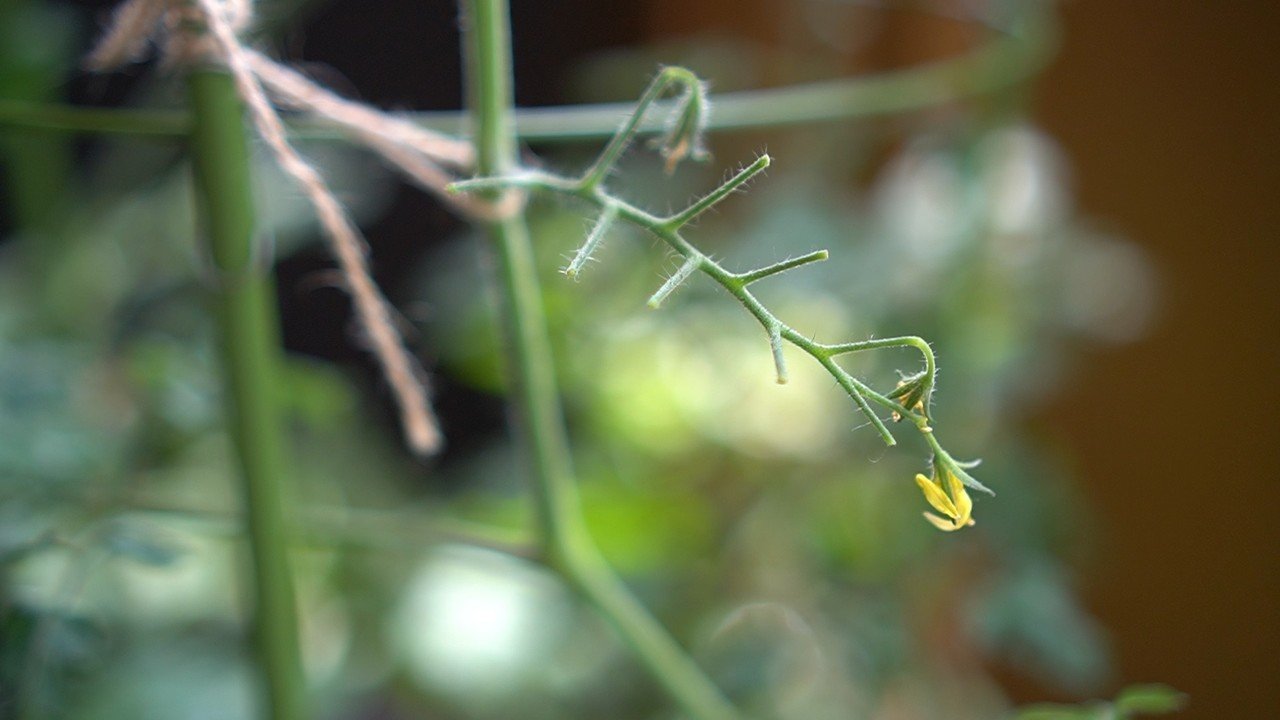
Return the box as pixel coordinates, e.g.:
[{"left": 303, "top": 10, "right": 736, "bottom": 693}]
[{"left": 915, "top": 467, "right": 975, "bottom": 532}]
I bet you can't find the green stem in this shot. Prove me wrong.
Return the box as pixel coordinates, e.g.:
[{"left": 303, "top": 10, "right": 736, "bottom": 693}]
[
  {"left": 462, "top": 169, "right": 928, "bottom": 446},
  {"left": 462, "top": 0, "right": 580, "bottom": 558},
  {"left": 736, "top": 250, "right": 829, "bottom": 285},
  {"left": 663, "top": 154, "right": 769, "bottom": 229},
  {"left": 579, "top": 65, "right": 702, "bottom": 190},
  {"left": 461, "top": 3, "right": 739, "bottom": 719},
  {"left": 186, "top": 69, "right": 304, "bottom": 720}
]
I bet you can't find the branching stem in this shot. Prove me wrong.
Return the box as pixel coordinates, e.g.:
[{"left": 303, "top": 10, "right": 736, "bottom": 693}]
[
  {"left": 456, "top": 166, "right": 945, "bottom": 449},
  {"left": 451, "top": 65, "right": 988, "bottom": 496}
]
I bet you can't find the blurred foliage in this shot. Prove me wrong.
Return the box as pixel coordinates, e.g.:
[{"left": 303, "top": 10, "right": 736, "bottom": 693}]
[
  {"left": 0, "top": 1, "right": 1162, "bottom": 719},
  {"left": 1014, "top": 684, "right": 1187, "bottom": 720}
]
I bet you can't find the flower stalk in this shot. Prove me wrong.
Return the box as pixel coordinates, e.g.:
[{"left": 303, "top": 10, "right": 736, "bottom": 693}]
[{"left": 452, "top": 65, "right": 993, "bottom": 528}]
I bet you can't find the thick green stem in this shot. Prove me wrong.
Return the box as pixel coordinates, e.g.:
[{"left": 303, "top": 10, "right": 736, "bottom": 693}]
[
  {"left": 186, "top": 69, "right": 304, "bottom": 720},
  {"left": 461, "top": 3, "right": 739, "bottom": 720}
]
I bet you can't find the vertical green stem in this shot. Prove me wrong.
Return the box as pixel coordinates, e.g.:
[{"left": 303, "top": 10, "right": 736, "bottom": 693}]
[
  {"left": 461, "top": 3, "right": 739, "bottom": 720},
  {"left": 187, "top": 69, "right": 304, "bottom": 720},
  {"left": 462, "top": 0, "right": 583, "bottom": 556}
]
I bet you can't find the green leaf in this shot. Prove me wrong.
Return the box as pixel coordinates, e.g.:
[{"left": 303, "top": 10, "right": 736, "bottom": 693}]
[
  {"left": 1013, "top": 685, "right": 1186, "bottom": 720},
  {"left": 1113, "top": 684, "right": 1187, "bottom": 716}
]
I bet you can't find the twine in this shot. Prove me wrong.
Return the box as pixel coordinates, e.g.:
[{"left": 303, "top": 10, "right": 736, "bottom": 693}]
[
  {"left": 245, "top": 54, "right": 520, "bottom": 220},
  {"left": 84, "top": 0, "right": 518, "bottom": 455}
]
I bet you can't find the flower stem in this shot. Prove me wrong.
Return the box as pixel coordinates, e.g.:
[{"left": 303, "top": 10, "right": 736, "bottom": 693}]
[
  {"left": 461, "top": 3, "right": 739, "bottom": 719},
  {"left": 186, "top": 68, "right": 304, "bottom": 720}
]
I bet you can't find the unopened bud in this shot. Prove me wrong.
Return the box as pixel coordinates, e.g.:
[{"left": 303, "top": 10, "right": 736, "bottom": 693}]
[{"left": 653, "top": 80, "right": 710, "bottom": 174}]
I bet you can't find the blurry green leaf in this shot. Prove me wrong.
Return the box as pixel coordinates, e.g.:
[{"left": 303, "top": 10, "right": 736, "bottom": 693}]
[
  {"left": 0, "top": 342, "right": 119, "bottom": 485},
  {"left": 75, "top": 637, "right": 255, "bottom": 720},
  {"left": 580, "top": 480, "right": 712, "bottom": 573},
  {"left": 970, "top": 563, "right": 1110, "bottom": 693},
  {"left": 1013, "top": 685, "right": 1186, "bottom": 720},
  {"left": 0, "top": 603, "right": 107, "bottom": 717},
  {"left": 103, "top": 521, "right": 184, "bottom": 568},
  {"left": 279, "top": 357, "right": 357, "bottom": 429},
  {"left": 127, "top": 340, "right": 219, "bottom": 431},
  {"left": 0, "top": 531, "right": 55, "bottom": 568},
  {"left": 1113, "top": 684, "right": 1187, "bottom": 716}
]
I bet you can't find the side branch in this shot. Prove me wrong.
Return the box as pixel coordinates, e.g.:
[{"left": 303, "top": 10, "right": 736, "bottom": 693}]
[{"left": 736, "top": 250, "right": 829, "bottom": 285}]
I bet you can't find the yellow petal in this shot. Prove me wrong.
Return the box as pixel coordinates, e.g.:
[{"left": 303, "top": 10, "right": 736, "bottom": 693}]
[
  {"left": 923, "top": 511, "right": 963, "bottom": 532},
  {"left": 946, "top": 470, "right": 974, "bottom": 528},
  {"left": 915, "top": 473, "right": 958, "bottom": 519}
]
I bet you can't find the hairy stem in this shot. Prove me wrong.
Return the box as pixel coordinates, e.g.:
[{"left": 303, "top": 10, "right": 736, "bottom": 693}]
[
  {"left": 187, "top": 69, "right": 304, "bottom": 720},
  {"left": 454, "top": 155, "right": 1003, "bottom": 490},
  {"left": 461, "top": 3, "right": 740, "bottom": 719}
]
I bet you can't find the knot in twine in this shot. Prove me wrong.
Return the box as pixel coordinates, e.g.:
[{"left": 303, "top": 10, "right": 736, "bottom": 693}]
[{"left": 87, "top": 0, "right": 250, "bottom": 69}]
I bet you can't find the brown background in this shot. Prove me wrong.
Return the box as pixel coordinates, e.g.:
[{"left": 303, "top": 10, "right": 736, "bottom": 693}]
[
  {"left": 639, "top": 1, "right": 1279, "bottom": 716},
  {"left": 1037, "top": 2, "right": 1279, "bottom": 717}
]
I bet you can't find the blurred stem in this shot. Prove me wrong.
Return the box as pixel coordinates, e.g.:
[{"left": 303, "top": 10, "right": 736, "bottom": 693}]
[
  {"left": 186, "top": 69, "right": 304, "bottom": 720},
  {"left": 461, "top": 3, "right": 739, "bottom": 720},
  {"left": 0, "top": 11, "right": 1053, "bottom": 141}
]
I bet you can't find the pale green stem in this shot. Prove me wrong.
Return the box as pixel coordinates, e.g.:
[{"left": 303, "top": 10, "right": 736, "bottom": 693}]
[
  {"left": 769, "top": 322, "right": 787, "bottom": 384},
  {"left": 461, "top": 2, "right": 740, "bottom": 719},
  {"left": 464, "top": 166, "right": 997, "bottom": 495},
  {"left": 736, "top": 250, "right": 829, "bottom": 284},
  {"left": 647, "top": 254, "right": 704, "bottom": 308},
  {"left": 0, "top": 13, "right": 1054, "bottom": 141},
  {"left": 186, "top": 68, "right": 305, "bottom": 720},
  {"left": 579, "top": 65, "right": 703, "bottom": 190},
  {"left": 463, "top": 169, "right": 930, "bottom": 446},
  {"left": 663, "top": 154, "right": 769, "bottom": 229},
  {"left": 564, "top": 202, "right": 618, "bottom": 279}
]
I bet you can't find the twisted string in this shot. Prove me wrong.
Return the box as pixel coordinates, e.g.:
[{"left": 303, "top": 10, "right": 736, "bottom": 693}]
[{"left": 85, "top": 0, "right": 504, "bottom": 454}]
